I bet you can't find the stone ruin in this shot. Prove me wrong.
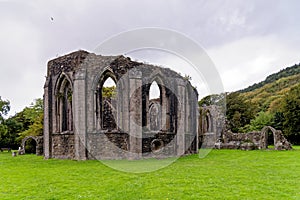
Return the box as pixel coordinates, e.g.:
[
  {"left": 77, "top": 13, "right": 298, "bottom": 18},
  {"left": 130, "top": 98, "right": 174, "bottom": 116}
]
[
  {"left": 199, "top": 105, "right": 292, "bottom": 150},
  {"left": 18, "top": 136, "right": 44, "bottom": 155},
  {"left": 198, "top": 105, "right": 225, "bottom": 148},
  {"left": 220, "top": 126, "right": 292, "bottom": 150},
  {"left": 43, "top": 50, "right": 199, "bottom": 160}
]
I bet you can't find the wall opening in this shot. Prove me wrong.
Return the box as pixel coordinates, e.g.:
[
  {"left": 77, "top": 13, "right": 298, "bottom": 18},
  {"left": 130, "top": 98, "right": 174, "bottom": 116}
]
[
  {"left": 149, "top": 81, "right": 160, "bottom": 100},
  {"left": 56, "top": 76, "right": 73, "bottom": 133},
  {"left": 149, "top": 81, "right": 162, "bottom": 131},
  {"left": 100, "top": 76, "right": 117, "bottom": 130},
  {"left": 25, "top": 138, "right": 37, "bottom": 154},
  {"left": 267, "top": 130, "right": 275, "bottom": 149}
]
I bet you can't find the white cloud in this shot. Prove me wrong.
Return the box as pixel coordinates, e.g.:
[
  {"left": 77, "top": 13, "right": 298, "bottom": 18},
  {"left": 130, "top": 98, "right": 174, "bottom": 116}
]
[
  {"left": 1, "top": 0, "right": 300, "bottom": 114},
  {"left": 127, "top": 49, "right": 212, "bottom": 99},
  {"left": 0, "top": 18, "right": 44, "bottom": 115},
  {"left": 207, "top": 35, "right": 300, "bottom": 92}
]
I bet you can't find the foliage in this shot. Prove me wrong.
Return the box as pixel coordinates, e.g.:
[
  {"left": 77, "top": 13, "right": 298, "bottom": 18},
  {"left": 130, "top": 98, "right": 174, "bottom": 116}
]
[
  {"left": 198, "top": 93, "right": 226, "bottom": 107},
  {"left": 223, "top": 63, "right": 300, "bottom": 138},
  {"left": 0, "top": 97, "right": 10, "bottom": 147},
  {"left": 184, "top": 74, "right": 192, "bottom": 81},
  {"left": 0, "top": 98, "right": 43, "bottom": 148},
  {"left": 240, "top": 63, "right": 300, "bottom": 93},
  {"left": 0, "top": 96, "right": 10, "bottom": 120},
  {"left": 225, "top": 92, "right": 256, "bottom": 132},
  {"left": 282, "top": 84, "right": 300, "bottom": 144},
  {"left": 102, "top": 86, "right": 116, "bottom": 98},
  {"left": 0, "top": 123, "right": 8, "bottom": 147},
  {"left": 242, "top": 111, "right": 274, "bottom": 132},
  {"left": 271, "top": 112, "right": 284, "bottom": 130},
  {"left": 0, "top": 149, "right": 299, "bottom": 199},
  {"left": 241, "top": 73, "right": 300, "bottom": 113},
  {"left": 17, "top": 98, "right": 44, "bottom": 141},
  {"left": 1, "top": 117, "right": 23, "bottom": 149}
]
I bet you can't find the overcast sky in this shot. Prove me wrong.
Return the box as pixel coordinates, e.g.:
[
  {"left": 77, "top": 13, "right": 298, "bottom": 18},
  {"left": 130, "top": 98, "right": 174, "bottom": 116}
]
[{"left": 1, "top": 0, "right": 300, "bottom": 116}]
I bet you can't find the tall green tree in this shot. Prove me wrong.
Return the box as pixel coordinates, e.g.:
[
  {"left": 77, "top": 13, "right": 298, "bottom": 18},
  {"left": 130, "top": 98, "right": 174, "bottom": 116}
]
[
  {"left": 0, "top": 97, "right": 10, "bottom": 147},
  {"left": 282, "top": 84, "right": 300, "bottom": 144},
  {"left": 0, "top": 96, "right": 10, "bottom": 121},
  {"left": 198, "top": 93, "right": 226, "bottom": 107},
  {"left": 2, "top": 117, "right": 23, "bottom": 149},
  {"left": 17, "top": 98, "right": 43, "bottom": 141},
  {"left": 243, "top": 111, "right": 274, "bottom": 132},
  {"left": 226, "top": 92, "right": 256, "bottom": 132}
]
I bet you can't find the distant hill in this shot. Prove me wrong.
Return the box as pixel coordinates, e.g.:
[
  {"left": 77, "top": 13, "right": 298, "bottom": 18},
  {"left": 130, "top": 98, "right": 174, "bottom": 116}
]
[
  {"left": 239, "top": 63, "right": 300, "bottom": 93},
  {"left": 239, "top": 63, "right": 300, "bottom": 113}
]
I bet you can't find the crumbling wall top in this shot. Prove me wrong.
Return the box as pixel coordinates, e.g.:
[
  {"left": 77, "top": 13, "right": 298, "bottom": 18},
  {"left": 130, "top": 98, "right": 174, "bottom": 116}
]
[{"left": 47, "top": 50, "right": 90, "bottom": 76}]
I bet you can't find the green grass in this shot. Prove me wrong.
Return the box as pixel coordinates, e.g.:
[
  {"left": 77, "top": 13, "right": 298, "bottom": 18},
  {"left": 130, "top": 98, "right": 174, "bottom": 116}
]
[{"left": 1, "top": 148, "right": 300, "bottom": 200}]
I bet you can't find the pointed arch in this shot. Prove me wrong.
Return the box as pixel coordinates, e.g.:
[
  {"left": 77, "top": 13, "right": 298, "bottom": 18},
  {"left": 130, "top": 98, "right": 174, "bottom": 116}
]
[
  {"left": 94, "top": 70, "right": 118, "bottom": 130},
  {"left": 54, "top": 73, "right": 73, "bottom": 132},
  {"left": 142, "top": 74, "right": 173, "bottom": 132},
  {"left": 149, "top": 81, "right": 160, "bottom": 100},
  {"left": 261, "top": 126, "right": 277, "bottom": 149}
]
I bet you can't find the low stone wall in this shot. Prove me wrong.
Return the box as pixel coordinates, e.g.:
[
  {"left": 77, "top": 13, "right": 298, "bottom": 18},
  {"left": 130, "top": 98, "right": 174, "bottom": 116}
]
[
  {"left": 20, "top": 136, "right": 43, "bottom": 156},
  {"left": 217, "top": 126, "right": 292, "bottom": 150},
  {"left": 221, "top": 131, "right": 263, "bottom": 150}
]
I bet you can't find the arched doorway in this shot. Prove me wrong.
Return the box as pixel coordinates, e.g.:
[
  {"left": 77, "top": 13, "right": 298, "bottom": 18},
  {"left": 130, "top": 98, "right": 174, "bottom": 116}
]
[
  {"left": 261, "top": 126, "right": 276, "bottom": 149},
  {"left": 266, "top": 129, "right": 275, "bottom": 149},
  {"left": 24, "top": 138, "right": 37, "bottom": 154},
  {"left": 21, "top": 136, "right": 43, "bottom": 155}
]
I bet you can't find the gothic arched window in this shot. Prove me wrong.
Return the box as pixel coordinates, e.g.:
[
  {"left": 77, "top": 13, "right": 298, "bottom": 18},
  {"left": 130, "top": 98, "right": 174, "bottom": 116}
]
[
  {"left": 56, "top": 76, "right": 73, "bottom": 133},
  {"left": 95, "top": 72, "right": 117, "bottom": 130}
]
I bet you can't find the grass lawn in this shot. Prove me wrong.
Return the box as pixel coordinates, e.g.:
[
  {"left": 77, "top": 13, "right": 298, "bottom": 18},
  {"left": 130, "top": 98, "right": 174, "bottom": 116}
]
[{"left": 0, "top": 147, "right": 300, "bottom": 200}]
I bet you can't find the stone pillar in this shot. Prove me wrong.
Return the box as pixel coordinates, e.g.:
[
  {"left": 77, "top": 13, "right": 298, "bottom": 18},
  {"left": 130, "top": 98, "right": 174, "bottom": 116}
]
[
  {"left": 193, "top": 90, "right": 199, "bottom": 153},
  {"left": 73, "top": 69, "right": 87, "bottom": 160},
  {"left": 161, "top": 87, "right": 168, "bottom": 131},
  {"left": 176, "top": 79, "right": 186, "bottom": 156},
  {"left": 119, "top": 79, "right": 129, "bottom": 133},
  {"left": 43, "top": 77, "right": 51, "bottom": 159},
  {"left": 128, "top": 69, "right": 142, "bottom": 159}
]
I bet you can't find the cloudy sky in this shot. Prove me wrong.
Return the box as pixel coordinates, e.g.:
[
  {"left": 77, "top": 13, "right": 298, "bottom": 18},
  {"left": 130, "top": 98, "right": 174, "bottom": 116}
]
[{"left": 1, "top": 0, "right": 300, "bottom": 115}]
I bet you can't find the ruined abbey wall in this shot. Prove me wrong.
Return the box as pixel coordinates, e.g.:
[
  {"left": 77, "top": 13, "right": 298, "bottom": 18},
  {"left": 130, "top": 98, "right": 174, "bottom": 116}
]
[{"left": 44, "top": 51, "right": 199, "bottom": 160}]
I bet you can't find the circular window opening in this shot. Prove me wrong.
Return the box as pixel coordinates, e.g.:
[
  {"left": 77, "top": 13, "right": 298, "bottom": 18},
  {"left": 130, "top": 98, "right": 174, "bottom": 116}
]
[{"left": 151, "top": 139, "right": 164, "bottom": 153}]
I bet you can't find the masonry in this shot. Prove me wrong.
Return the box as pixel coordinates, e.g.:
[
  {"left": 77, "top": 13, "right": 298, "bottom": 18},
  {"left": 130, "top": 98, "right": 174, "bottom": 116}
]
[
  {"left": 43, "top": 50, "right": 199, "bottom": 160},
  {"left": 198, "top": 105, "right": 292, "bottom": 150}
]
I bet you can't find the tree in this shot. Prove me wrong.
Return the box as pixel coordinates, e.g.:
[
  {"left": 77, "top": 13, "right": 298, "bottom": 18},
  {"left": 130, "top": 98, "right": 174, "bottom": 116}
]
[
  {"left": 17, "top": 98, "right": 43, "bottom": 141},
  {"left": 0, "top": 96, "right": 10, "bottom": 121},
  {"left": 0, "top": 98, "right": 44, "bottom": 148},
  {"left": 271, "top": 112, "right": 284, "bottom": 130},
  {"left": 282, "top": 84, "right": 300, "bottom": 144},
  {"left": 102, "top": 86, "right": 116, "bottom": 98},
  {"left": 226, "top": 92, "right": 256, "bottom": 132},
  {"left": 2, "top": 117, "right": 23, "bottom": 149},
  {"left": 198, "top": 93, "right": 226, "bottom": 107},
  {"left": 0, "top": 97, "right": 10, "bottom": 147},
  {"left": 243, "top": 111, "right": 274, "bottom": 132}
]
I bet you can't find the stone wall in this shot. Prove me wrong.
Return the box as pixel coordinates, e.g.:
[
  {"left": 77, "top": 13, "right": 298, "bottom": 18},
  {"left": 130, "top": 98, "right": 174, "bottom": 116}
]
[
  {"left": 142, "top": 131, "right": 177, "bottom": 157},
  {"left": 86, "top": 132, "right": 129, "bottom": 160},
  {"left": 21, "top": 136, "right": 44, "bottom": 156},
  {"left": 51, "top": 132, "right": 75, "bottom": 159},
  {"left": 218, "top": 126, "right": 292, "bottom": 150},
  {"left": 44, "top": 50, "right": 199, "bottom": 160}
]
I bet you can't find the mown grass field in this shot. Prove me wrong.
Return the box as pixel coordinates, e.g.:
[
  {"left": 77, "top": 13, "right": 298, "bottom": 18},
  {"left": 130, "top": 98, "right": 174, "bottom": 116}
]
[{"left": 1, "top": 147, "right": 300, "bottom": 200}]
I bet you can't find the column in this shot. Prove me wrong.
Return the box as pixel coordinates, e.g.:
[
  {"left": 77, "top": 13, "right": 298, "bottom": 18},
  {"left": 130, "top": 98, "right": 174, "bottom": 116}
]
[
  {"left": 128, "top": 69, "right": 143, "bottom": 159},
  {"left": 73, "top": 69, "right": 87, "bottom": 160},
  {"left": 176, "top": 79, "right": 186, "bottom": 156}
]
